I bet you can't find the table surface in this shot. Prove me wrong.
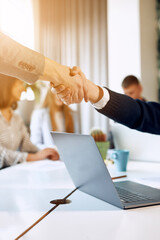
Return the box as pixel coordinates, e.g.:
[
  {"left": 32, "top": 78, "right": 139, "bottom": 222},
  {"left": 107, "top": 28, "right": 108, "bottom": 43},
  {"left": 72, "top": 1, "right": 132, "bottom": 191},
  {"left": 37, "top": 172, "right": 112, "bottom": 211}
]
[{"left": 1, "top": 160, "right": 160, "bottom": 240}]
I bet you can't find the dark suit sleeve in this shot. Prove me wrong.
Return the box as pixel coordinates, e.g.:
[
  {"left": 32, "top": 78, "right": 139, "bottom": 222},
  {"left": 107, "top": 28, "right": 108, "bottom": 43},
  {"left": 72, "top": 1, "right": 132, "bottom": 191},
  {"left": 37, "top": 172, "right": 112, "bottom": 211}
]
[{"left": 96, "top": 88, "right": 160, "bottom": 135}]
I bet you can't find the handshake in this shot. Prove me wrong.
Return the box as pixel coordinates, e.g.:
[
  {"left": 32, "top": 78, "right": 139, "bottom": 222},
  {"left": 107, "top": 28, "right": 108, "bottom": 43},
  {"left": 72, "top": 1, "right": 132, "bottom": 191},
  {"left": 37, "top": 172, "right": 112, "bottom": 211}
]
[{"left": 49, "top": 66, "right": 104, "bottom": 105}]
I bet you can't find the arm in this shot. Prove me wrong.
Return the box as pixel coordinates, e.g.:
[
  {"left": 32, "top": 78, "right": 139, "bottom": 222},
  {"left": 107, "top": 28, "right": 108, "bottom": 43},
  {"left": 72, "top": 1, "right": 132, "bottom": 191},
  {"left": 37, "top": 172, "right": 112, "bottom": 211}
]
[
  {"left": 0, "top": 145, "right": 28, "bottom": 168},
  {"left": 0, "top": 32, "right": 44, "bottom": 83},
  {"left": 0, "top": 144, "right": 60, "bottom": 168},
  {"left": 96, "top": 88, "right": 160, "bottom": 135},
  {"left": 27, "top": 148, "right": 60, "bottom": 161},
  {"left": 85, "top": 82, "right": 160, "bottom": 134},
  {"left": 0, "top": 33, "right": 88, "bottom": 102},
  {"left": 77, "top": 79, "right": 160, "bottom": 134},
  {"left": 52, "top": 67, "right": 160, "bottom": 135}
]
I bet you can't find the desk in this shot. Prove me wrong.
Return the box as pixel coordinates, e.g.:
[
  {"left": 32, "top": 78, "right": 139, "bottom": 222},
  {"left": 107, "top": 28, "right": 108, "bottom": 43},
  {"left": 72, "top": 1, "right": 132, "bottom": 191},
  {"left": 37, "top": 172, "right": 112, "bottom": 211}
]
[{"left": 0, "top": 160, "right": 160, "bottom": 240}]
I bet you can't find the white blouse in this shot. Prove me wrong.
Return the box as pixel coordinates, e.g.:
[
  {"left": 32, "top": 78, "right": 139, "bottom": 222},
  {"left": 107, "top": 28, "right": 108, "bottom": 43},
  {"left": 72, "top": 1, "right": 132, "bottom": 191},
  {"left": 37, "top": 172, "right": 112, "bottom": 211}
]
[
  {"left": 0, "top": 112, "right": 38, "bottom": 168},
  {"left": 30, "top": 108, "right": 57, "bottom": 150},
  {"left": 30, "top": 108, "right": 79, "bottom": 149}
]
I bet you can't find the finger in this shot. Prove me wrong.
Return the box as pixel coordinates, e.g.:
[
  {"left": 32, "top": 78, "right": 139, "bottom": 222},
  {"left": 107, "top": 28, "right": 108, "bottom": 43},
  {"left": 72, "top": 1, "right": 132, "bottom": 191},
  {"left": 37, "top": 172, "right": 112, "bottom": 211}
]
[
  {"left": 79, "top": 71, "right": 86, "bottom": 79},
  {"left": 50, "top": 82, "right": 54, "bottom": 88},
  {"left": 74, "top": 75, "right": 87, "bottom": 103},
  {"left": 51, "top": 85, "right": 66, "bottom": 94},
  {"left": 50, "top": 157, "right": 59, "bottom": 161},
  {"left": 48, "top": 155, "right": 55, "bottom": 160},
  {"left": 45, "top": 149, "right": 57, "bottom": 156},
  {"left": 57, "top": 88, "right": 71, "bottom": 99},
  {"left": 80, "top": 73, "right": 89, "bottom": 102},
  {"left": 61, "top": 95, "right": 73, "bottom": 105},
  {"left": 48, "top": 149, "right": 59, "bottom": 157},
  {"left": 83, "top": 82, "right": 89, "bottom": 102},
  {"left": 55, "top": 152, "right": 60, "bottom": 159},
  {"left": 70, "top": 66, "right": 82, "bottom": 76},
  {"left": 49, "top": 153, "right": 59, "bottom": 160},
  {"left": 84, "top": 89, "right": 89, "bottom": 102},
  {"left": 77, "top": 88, "right": 84, "bottom": 103}
]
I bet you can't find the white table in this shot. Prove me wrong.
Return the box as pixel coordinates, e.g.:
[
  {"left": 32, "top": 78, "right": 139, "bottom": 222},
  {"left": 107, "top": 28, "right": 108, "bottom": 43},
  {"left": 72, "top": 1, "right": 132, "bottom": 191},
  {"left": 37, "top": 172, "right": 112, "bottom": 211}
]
[{"left": 0, "top": 160, "right": 160, "bottom": 240}]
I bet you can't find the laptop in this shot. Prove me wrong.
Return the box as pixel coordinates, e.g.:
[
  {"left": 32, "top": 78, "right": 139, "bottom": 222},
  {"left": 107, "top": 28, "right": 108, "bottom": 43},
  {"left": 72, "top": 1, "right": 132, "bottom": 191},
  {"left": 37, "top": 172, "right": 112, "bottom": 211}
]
[{"left": 51, "top": 132, "right": 160, "bottom": 209}]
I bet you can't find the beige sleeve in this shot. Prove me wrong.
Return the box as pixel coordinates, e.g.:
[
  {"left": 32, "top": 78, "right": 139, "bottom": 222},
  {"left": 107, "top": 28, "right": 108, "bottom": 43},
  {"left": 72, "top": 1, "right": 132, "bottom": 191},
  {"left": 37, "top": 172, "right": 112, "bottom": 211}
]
[
  {"left": 0, "top": 145, "right": 28, "bottom": 168},
  {"left": 0, "top": 32, "right": 45, "bottom": 84}
]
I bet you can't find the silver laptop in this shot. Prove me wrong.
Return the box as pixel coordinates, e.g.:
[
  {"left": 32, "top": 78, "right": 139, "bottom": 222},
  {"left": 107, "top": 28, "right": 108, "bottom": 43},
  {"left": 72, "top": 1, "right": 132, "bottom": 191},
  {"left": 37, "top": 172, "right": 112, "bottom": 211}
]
[{"left": 51, "top": 132, "right": 160, "bottom": 209}]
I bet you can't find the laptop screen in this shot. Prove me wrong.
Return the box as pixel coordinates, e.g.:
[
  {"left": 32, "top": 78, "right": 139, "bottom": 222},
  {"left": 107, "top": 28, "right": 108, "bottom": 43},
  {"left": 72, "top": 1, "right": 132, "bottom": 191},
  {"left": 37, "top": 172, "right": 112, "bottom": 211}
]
[{"left": 51, "top": 132, "right": 122, "bottom": 208}]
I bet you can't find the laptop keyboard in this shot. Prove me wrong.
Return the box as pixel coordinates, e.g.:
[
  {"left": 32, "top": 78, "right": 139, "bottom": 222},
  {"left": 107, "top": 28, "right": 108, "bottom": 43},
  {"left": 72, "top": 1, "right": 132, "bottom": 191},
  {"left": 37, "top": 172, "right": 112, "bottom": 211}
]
[{"left": 115, "top": 186, "right": 154, "bottom": 203}]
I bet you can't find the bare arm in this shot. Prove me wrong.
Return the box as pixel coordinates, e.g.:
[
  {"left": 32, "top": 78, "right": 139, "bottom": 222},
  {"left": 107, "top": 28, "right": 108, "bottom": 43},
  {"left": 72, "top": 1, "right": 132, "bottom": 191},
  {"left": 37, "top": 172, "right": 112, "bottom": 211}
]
[{"left": 27, "top": 148, "right": 59, "bottom": 162}]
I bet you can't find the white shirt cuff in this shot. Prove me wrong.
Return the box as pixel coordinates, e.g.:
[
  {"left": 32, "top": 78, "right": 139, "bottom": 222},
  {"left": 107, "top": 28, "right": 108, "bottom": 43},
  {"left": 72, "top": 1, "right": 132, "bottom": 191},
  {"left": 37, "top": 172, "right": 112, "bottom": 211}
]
[{"left": 92, "top": 87, "right": 110, "bottom": 109}]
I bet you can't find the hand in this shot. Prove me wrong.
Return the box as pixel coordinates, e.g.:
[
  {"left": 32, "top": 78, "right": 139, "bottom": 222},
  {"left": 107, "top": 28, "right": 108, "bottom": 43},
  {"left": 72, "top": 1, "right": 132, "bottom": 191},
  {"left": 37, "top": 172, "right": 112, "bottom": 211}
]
[
  {"left": 50, "top": 66, "right": 89, "bottom": 104},
  {"left": 50, "top": 84, "right": 72, "bottom": 105},
  {"left": 41, "top": 60, "right": 88, "bottom": 104},
  {"left": 27, "top": 148, "right": 60, "bottom": 162},
  {"left": 50, "top": 66, "right": 103, "bottom": 104}
]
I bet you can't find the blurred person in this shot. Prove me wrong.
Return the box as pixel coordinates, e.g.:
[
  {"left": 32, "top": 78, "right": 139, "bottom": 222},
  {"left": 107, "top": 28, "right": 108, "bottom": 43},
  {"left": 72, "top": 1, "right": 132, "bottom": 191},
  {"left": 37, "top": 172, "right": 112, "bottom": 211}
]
[
  {"left": 30, "top": 90, "right": 76, "bottom": 149},
  {"left": 122, "top": 75, "right": 146, "bottom": 101},
  {"left": 51, "top": 66, "right": 160, "bottom": 135},
  {"left": 109, "top": 74, "right": 146, "bottom": 149},
  {"left": 0, "top": 74, "right": 59, "bottom": 169}
]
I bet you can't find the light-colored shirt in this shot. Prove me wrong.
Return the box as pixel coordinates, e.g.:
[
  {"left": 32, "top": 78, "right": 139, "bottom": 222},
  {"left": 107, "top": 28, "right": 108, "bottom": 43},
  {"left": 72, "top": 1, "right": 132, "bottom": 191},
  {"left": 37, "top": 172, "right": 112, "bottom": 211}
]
[
  {"left": 30, "top": 108, "right": 79, "bottom": 150},
  {"left": 30, "top": 108, "right": 57, "bottom": 150},
  {"left": 0, "top": 112, "right": 38, "bottom": 168},
  {"left": 0, "top": 32, "right": 45, "bottom": 83}
]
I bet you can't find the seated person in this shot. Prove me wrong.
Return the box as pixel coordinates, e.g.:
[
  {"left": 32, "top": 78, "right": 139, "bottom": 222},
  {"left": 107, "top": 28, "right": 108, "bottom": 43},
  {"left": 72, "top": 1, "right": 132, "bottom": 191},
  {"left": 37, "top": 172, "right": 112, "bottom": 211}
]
[
  {"left": 0, "top": 74, "right": 59, "bottom": 169},
  {"left": 30, "top": 90, "right": 76, "bottom": 149},
  {"left": 122, "top": 75, "right": 146, "bottom": 101}
]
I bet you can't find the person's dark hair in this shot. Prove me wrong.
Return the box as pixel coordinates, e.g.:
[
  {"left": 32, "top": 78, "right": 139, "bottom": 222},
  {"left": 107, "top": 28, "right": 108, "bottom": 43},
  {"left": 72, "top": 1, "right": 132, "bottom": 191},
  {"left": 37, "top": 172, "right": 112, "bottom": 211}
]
[{"left": 122, "top": 75, "right": 140, "bottom": 88}]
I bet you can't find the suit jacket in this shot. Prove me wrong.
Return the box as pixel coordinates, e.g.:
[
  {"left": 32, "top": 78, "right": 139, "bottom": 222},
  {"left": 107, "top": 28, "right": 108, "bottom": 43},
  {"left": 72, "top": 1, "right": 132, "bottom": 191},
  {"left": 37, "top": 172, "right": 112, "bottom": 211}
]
[
  {"left": 96, "top": 88, "right": 160, "bottom": 135},
  {"left": 0, "top": 32, "right": 45, "bottom": 83}
]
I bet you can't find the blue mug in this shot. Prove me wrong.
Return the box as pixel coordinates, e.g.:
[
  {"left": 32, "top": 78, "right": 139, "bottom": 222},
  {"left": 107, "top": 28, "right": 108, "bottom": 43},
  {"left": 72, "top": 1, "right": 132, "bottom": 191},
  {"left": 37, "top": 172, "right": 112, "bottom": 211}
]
[{"left": 109, "top": 149, "right": 129, "bottom": 171}]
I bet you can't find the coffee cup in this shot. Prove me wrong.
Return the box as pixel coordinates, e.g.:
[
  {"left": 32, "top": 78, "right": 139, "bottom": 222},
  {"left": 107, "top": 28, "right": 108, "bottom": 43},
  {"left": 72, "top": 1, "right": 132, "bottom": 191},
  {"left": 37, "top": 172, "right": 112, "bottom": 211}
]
[{"left": 108, "top": 149, "right": 129, "bottom": 171}]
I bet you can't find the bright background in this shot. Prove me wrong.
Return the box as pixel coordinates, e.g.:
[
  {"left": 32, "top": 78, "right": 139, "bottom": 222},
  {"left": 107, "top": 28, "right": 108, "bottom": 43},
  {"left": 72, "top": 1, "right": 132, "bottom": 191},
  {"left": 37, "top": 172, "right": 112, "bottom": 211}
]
[{"left": 0, "top": 0, "right": 158, "bottom": 135}]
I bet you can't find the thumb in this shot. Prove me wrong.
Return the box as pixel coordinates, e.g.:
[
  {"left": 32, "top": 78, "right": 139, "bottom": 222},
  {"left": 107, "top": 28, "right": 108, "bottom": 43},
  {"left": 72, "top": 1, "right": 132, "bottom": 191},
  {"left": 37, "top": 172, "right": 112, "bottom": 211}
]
[{"left": 70, "top": 66, "right": 81, "bottom": 76}]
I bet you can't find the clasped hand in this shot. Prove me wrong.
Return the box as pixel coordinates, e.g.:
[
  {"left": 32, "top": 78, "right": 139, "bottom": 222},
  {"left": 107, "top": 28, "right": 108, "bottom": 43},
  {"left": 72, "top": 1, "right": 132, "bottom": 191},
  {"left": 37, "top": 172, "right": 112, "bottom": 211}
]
[{"left": 51, "top": 66, "right": 89, "bottom": 105}]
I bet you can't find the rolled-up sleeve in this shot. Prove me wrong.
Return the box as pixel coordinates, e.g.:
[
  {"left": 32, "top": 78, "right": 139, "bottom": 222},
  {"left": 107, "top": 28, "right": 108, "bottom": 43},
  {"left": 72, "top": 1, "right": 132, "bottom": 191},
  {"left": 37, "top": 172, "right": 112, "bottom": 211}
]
[{"left": 0, "top": 32, "right": 45, "bottom": 83}]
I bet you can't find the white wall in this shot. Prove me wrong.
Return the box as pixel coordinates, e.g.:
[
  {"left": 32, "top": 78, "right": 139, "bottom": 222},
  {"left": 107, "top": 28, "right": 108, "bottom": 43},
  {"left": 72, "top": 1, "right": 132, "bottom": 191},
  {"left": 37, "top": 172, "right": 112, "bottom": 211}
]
[
  {"left": 140, "top": 0, "right": 158, "bottom": 101},
  {"left": 107, "top": 0, "right": 158, "bottom": 101},
  {"left": 107, "top": 0, "right": 141, "bottom": 93}
]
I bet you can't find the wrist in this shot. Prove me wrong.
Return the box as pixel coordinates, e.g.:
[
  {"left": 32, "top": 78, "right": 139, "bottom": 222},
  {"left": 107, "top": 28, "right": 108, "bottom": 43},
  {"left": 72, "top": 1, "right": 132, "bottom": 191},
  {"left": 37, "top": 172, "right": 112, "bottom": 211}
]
[
  {"left": 40, "top": 57, "right": 60, "bottom": 84},
  {"left": 87, "top": 80, "right": 104, "bottom": 103},
  {"left": 27, "top": 153, "right": 37, "bottom": 162}
]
